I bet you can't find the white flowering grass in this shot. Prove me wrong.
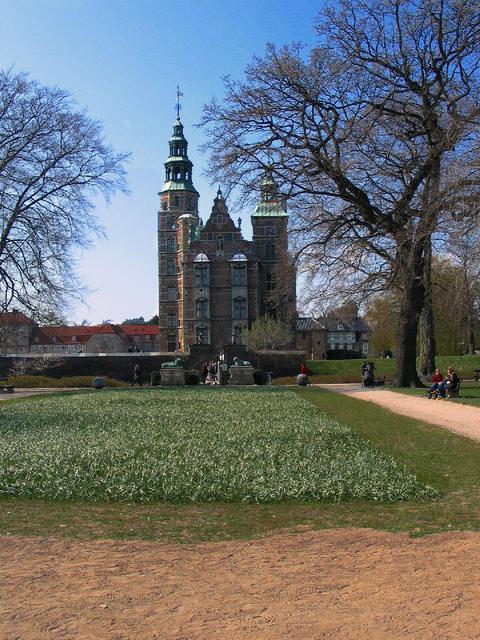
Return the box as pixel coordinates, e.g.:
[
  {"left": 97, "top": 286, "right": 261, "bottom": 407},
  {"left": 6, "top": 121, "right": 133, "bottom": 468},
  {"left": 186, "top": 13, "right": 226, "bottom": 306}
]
[{"left": 0, "top": 387, "right": 436, "bottom": 503}]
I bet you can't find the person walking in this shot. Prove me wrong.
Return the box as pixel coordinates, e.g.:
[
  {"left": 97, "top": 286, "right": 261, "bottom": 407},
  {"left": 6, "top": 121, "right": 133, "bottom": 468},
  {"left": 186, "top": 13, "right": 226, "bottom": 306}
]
[{"left": 131, "top": 363, "right": 143, "bottom": 387}]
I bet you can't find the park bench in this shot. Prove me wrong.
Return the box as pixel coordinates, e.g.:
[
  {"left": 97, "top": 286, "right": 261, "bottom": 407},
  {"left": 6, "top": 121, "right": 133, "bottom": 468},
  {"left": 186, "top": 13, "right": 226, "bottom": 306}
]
[
  {"left": 447, "top": 379, "right": 462, "bottom": 399},
  {"left": 0, "top": 377, "right": 14, "bottom": 393},
  {"left": 428, "top": 378, "right": 462, "bottom": 399}
]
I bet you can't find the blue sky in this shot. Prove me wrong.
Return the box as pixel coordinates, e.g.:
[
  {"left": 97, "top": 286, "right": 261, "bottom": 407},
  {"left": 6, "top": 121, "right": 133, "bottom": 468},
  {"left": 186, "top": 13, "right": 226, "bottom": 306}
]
[{"left": 1, "top": 0, "right": 319, "bottom": 323}]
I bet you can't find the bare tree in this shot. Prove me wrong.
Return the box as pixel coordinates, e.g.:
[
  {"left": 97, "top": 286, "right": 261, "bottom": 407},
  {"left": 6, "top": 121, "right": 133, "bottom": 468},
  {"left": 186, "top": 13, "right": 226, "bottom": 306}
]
[
  {"left": 0, "top": 69, "right": 128, "bottom": 321},
  {"left": 9, "top": 353, "right": 63, "bottom": 377},
  {"left": 443, "top": 222, "right": 480, "bottom": 354},
  {"left": 201, "top": 0, "right": 480, "bottom": 386}
]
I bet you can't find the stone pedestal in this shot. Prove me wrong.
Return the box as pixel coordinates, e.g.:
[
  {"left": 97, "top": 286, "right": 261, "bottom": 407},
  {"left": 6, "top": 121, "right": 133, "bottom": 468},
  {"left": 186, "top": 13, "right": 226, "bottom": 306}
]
[
  {"left": 160, "top": 368, "right": 185, "bottom": 386},
  {"left": 229, "top": 365, "right": 255, "bottom": 385}
]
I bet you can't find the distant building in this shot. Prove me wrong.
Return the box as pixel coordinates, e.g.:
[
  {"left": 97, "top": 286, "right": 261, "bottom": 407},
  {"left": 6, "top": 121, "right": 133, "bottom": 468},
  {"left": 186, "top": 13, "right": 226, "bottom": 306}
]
[
  {"left": 295, "top": 317, "right": 327, "bottom": 360},
  {"left": 27, "top": 323, "right": 160, "bottom": 355},
  {"left": 157, "top": 115, "right": 296, "bottom": 354},
  {"left": 324, "top": 316, "right": 371, "bottom": 357},
  {"left": 0, "top": 311, "right": 36, "bottom": 354}
]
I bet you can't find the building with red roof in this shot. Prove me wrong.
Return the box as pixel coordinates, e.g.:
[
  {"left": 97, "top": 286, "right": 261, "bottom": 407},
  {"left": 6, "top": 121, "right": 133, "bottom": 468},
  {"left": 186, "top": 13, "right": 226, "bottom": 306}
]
[{"left": 0, "top": 311, "right": 36, "bottom": 354}]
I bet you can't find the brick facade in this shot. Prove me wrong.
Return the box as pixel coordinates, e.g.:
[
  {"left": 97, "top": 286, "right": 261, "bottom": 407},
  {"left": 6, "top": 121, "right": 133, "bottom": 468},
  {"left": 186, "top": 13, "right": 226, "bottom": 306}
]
[{"left": 158, "top": 117, "right": 296, "bottom": 354}]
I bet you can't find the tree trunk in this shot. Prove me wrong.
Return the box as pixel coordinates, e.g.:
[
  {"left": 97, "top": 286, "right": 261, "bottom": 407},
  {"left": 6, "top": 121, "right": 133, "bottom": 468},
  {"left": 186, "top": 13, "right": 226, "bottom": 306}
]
[
  {"left": 467, "top": 313, "right": 476, "bottom": 355},
  {"left": 418, "top": 236, "right": 436, "bottom": 377},
  {"left": 393, "top": 239, "right": 425, "bottom": 388}
]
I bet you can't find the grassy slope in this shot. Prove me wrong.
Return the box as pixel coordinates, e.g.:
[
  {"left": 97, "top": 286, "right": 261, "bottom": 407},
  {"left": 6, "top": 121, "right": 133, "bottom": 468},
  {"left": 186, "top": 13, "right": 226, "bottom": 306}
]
[
  {"left": 274, "top": 354, "right": 480, "bottom": 384},
  {"left": 1, "top": 387, "right": 480, "bottom": 542}
]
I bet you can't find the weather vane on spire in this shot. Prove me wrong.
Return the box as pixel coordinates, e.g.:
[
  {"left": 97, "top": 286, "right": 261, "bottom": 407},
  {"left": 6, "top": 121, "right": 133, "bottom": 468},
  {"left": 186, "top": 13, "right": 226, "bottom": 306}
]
[{"left": 176, "top": 85, "right": 183, "bottom": 119}]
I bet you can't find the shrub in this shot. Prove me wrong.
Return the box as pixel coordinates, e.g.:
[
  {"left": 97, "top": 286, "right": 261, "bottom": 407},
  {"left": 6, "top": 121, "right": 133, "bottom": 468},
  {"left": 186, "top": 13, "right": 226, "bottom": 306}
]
[
  {"left": 326, "top": 350, "right": 363, "bottom": 360},
  {"left": 185, "top": 370, "right": 200, "bottom": 385},
  {"left": 253, "top": 369, "right": 263, "bottom": 385},
  {"left": 9, "top": 375, "right": 128, "bottom": 388}
]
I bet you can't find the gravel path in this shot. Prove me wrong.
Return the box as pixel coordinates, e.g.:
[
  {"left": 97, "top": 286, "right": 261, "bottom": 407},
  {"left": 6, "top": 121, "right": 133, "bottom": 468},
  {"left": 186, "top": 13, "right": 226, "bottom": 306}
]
[
  {"left": 2, "top": 529, "right": 480, "bottom": 639},
  {"left": 315, "top": 384, "right": 480, "bottom": 442},
  {"left": 0, "top": 387, "right": 89, "bottom": 401}
]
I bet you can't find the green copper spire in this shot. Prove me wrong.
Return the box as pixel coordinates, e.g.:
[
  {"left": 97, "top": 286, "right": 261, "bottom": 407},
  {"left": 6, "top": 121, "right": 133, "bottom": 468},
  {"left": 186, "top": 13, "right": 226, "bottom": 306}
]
[
  {"left": 161, "top": 89, "right": 199, "bottom": 195},
  {"left": 252, "top": 165, "right": 288, "bottom": 217}
]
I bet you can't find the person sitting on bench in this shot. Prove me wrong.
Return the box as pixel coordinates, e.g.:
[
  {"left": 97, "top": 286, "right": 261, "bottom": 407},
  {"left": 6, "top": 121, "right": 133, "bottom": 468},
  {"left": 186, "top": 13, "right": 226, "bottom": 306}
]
[
  {"left": 428, "top": 368, "right": 444, "bottom": 399},
  {"left": 437, "top": 366, "right": 459, "bottom": 399}
]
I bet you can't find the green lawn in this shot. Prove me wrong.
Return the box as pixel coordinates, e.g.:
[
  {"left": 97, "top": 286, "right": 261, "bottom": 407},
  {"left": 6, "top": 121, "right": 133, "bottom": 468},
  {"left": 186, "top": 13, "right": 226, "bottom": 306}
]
[
  {"left": 1, "top": 386, "right": 480, "bottom": 542},
  {"left": 0, "top": 387, "right": 431, "bottom": 503},
  {"left": 273, "top": 354, "right": 480, "bottom": 384}
]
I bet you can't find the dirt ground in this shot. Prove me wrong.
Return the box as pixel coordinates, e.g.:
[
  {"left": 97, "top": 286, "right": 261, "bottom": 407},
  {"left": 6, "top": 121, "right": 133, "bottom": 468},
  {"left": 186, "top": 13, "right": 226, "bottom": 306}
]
[
  {"left": 2, "top": 387, "right": 480, "bottom": 639},
  {"left": 2, "top": 528, "right": 480, "bottom": 640},
  {"left": 315, "top": 384, "right": 480, "bottom": 442}
]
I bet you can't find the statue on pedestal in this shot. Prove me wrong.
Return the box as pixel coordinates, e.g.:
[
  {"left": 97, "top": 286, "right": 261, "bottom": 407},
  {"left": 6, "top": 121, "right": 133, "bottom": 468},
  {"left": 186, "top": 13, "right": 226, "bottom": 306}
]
[
  {"left": 161, "top": 357, "right": 184, "bottom": 369},
  {"left": 232, "top": 356, "right": 252, "bottom": 367}
]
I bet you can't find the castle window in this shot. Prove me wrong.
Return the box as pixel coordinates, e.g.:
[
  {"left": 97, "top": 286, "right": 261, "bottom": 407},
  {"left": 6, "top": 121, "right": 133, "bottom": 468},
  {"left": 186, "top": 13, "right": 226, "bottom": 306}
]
[
  {"left": 195, "top": 264, "right": 209, "bottom": 287},
  {"left": 174, "top": 195, "right": 180, "bottom": 207},
  {"left": 187, "top": 197, "right": 192, "bottom": 210},
  {"left": 232, "top": 265, "right": 246, "bottom": 286},
  {"left": 166, "top": 236, "right": 176, "bottom": 252},
  {"left": 265, "top": 226, "right": 276, "bottom": 236},
  {"left": 233, "top": 297, "right": 246, "bottom": 319},
  {"left": 216, "top": 235, "right": 224, "bottom": 253},
  {"left": 167, "top": 285, "right": 177, "bottom": 301},
  {"left": 196, "top": 325, "right": 209, "bottom": 345},
  {"left": 166, "top": 216, "right": 176, "bottom": 230},
  {"left": 266, "top": 272, "right": 276, "bottom": 291},
  {"left": 167, "top": 258, "right": 176, "bottom": 275},
  {"left": 167, "top": 334, "right": 177, "bottom": 352},
  {"left": 196, "top": 298, "right": 209, "bottom": 319},
  {"left": 167, "top": 313, "right": 177, "bottom": 328},
  {"left": 265, "top": 243, "right": 276, "bottom": 260}
]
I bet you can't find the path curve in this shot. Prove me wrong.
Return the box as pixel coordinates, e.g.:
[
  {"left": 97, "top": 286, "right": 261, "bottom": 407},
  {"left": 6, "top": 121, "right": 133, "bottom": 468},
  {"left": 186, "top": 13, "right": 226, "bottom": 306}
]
[{"left": 315, "top": 384, "right": 480, "bottom": 442}]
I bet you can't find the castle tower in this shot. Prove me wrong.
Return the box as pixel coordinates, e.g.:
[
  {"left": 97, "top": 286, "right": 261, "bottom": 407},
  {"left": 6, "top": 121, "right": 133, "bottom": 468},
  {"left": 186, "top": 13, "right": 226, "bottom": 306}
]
[
  {"left": 158, "top": 113, "right": 199, "bottom": 352},
  {"left": 251, "top": 167, "right": 296, "bottom": 324}
]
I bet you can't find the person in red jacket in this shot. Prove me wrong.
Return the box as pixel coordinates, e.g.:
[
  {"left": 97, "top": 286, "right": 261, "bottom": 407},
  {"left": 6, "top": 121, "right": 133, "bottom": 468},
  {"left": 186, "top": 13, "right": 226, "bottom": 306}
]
[
  {"left": 428, "top": 368, "right": 443, "bottom": 398},
  {"left": 300, "top": 362, "right": 309, "bottom": 375}
]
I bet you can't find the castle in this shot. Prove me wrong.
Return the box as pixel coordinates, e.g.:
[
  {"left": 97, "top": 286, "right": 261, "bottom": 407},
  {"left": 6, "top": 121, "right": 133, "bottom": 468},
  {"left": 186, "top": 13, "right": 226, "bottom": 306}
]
[{"left": 157, "top": 115, "right": 296, "bottom": 353}]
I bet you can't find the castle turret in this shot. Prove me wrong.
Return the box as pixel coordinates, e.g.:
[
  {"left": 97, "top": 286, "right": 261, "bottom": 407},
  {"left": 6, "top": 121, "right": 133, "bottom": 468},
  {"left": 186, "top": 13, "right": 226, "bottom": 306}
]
[
  {"left": 251, "top": 167, "right": 296, "bottom": 323},
  {"left": 158, "top": 112, "right": 199, "bottom": 352}
]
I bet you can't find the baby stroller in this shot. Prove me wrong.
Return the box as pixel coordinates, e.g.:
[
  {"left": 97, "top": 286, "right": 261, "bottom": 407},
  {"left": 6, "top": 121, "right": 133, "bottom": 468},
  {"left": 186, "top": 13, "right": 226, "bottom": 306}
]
[{"left": 362, "top": 362, "right": 375, "bottom": 388}]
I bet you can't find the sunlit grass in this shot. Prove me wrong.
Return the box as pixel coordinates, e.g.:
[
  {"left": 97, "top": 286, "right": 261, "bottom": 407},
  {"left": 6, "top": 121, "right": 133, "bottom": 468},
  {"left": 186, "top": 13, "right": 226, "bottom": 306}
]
[{"left": 0, "top": 387, "right": 434, "bottom": 503}]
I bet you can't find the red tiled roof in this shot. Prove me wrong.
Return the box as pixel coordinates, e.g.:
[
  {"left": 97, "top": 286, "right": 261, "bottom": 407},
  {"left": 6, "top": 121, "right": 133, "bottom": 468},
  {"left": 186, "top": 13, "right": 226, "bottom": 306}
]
[
  {"left": 0, "top": 312, "right": 35, "bottom": 325},
  {"left": 43, "top": 324, "right": 116, "bottom": 337},
  {"left": 121, "top": 324, "right": 160, "bottom": 336},
  {"left": 36, "top": 323, "right": 159, "bottom": 346}
]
